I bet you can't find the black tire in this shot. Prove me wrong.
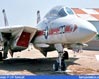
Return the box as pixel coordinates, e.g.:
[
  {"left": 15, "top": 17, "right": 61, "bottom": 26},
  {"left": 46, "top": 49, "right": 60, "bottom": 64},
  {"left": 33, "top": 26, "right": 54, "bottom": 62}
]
[
  {"left": 0, "top": 52, "right": 2, "bottom": 61},
  {"left": 63, "top": 51, "right": 69, "bottom": 60},
  {"left": 53, "top": 61, "right": 59, "bottom": 71},
  {"left": 61, "top": 60, "right": 66, "bottom": 71},
  {"left": 53, "top": 60, "right": 66, "bottom": 71}
]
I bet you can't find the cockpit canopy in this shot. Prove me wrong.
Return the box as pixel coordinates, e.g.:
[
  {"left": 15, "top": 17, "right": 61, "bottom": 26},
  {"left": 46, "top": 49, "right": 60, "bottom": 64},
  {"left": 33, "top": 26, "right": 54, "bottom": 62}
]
[{"left": 44, "top": 6, "right": 75, "bottom": 19}]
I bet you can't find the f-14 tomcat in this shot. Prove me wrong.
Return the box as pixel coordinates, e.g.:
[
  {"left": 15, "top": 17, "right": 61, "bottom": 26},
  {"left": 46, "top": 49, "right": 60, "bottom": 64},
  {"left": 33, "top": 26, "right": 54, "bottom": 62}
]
[{"left": 0, "top": 6, "right": 98, "bottom": 71}]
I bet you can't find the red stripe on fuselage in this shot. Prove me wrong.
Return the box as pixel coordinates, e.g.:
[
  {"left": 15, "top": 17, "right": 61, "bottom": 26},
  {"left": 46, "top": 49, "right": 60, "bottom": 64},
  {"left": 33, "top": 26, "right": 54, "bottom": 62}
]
[
  {"left": 65, "top": 25, "right": 72, "bottom": 32},
  {"left": 37, "top": 31, "right": 44, "bottom": 36},
  {"left": 37, "top": 25, "right": 78, "bottom": 36},
  {"left": 73, "top": 24, "right": 78, "bottom": 32},
  {"left": 49, "top": 28, "right": 59, "bottom": 35}
]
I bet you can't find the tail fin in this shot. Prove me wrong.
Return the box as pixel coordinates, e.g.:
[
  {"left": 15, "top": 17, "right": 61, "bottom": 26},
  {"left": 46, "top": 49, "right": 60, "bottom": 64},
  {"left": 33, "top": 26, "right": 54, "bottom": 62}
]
[
  {"left": 37, "top": 10, "right": 41, "bottom": 24},
  {"left": 2, "top": 9, "right": 9, "bottom": 26}
]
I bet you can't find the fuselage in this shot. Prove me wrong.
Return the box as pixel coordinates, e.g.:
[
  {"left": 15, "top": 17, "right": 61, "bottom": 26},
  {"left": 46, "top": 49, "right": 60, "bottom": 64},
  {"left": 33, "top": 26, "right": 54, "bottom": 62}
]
[{"left": 33, "top": 6, "right": 97, "bottom": 48}]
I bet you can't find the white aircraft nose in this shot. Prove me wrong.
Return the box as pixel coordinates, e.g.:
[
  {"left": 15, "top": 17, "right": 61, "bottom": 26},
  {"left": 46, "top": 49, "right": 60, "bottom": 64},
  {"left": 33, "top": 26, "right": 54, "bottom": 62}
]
[{"left": 78, "top": 19, "right": 98, "bottom": 42}]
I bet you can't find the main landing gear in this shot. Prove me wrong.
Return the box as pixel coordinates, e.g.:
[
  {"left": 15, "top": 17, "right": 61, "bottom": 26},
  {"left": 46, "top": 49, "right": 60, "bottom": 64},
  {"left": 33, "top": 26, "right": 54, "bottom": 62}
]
[
  {"left": 53, "top": 44, "right": 69, "bottom": 72},
  {"left": 0, "top": 42, "right": 9, "bottom": 61}
]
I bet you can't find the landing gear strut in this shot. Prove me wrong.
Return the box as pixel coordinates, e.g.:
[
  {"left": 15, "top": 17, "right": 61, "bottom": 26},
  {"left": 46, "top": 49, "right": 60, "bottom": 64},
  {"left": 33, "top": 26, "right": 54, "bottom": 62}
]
[
  {"left": 53, "top": 44, "right": 69, "bottom": 71},
  {"left": 2, "top": 42, "right": 9, "bottom": 59}
]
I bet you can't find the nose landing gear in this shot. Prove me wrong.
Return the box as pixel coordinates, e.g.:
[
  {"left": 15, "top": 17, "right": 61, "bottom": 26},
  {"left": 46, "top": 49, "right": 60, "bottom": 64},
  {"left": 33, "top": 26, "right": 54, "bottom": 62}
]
[
  {"left": 53, "top": 44, "right": 69, "bottom": 72},
  {"left": 53, "top": 57, "right": 66, "bottom": 71}
]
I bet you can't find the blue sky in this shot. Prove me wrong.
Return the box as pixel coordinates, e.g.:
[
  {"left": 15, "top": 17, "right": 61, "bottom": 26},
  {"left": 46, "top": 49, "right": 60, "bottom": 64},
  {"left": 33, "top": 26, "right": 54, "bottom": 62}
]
[{"left": 0, "top": 0, "right": 99, "bottom": 26}]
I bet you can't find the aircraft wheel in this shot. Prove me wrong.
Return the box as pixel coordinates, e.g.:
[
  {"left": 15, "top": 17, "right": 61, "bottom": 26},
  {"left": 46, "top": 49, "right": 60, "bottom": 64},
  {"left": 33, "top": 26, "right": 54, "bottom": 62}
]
[
  {"left": 61, "top": 60, "right": 66, "bottom": 71},
  {"left": 53, "top": 60, "right": 66, "bottom": 71},
  {"left": 63, "top": 51, "right": 69, "bottom": 60},
  {"left": 53, "top": 61, "right": 59, "bottom": 71},
  {"left": 0, "top": 52, "right": 2, "bottom": 61}
]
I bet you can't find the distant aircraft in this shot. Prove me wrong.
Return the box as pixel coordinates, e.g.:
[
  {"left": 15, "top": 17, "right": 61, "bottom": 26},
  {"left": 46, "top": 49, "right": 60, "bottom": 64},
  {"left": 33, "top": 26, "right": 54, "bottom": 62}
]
[{"left": 0, "top": 6, "right": 98, "bottom": 72}]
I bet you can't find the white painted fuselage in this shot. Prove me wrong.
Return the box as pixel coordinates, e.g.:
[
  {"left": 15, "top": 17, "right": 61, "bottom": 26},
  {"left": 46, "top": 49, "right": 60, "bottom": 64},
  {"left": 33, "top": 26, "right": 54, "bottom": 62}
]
[{"left": 33, "top": 6, "right": 97, "bottom": 49}]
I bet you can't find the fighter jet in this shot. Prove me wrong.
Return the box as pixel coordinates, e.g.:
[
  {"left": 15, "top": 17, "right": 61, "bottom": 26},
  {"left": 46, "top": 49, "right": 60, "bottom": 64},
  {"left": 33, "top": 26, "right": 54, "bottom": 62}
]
[{"left": 0, "top": 6, "right": 97, "bottom": 71}]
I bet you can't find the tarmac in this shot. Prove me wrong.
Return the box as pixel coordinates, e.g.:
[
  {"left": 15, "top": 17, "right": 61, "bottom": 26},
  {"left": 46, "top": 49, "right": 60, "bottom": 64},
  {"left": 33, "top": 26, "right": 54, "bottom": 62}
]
[{"left": 0, "top": 45, "right": 99, "bottom": 75}]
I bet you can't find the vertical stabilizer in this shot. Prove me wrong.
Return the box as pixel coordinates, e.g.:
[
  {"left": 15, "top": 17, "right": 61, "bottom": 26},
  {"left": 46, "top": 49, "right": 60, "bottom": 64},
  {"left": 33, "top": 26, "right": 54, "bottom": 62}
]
[
  {"left": 2, "top": 9, "right": 9, "bottom": 26},
  {"left": 37, "top": 10, "right": 41, "bottom": 24}
]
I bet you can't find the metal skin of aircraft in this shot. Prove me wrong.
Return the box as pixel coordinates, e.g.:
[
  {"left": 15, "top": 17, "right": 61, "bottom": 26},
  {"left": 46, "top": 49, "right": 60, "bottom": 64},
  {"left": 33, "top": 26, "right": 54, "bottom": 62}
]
[{"left": 0, "top": 6, "right": 98, "bottom": 72}]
